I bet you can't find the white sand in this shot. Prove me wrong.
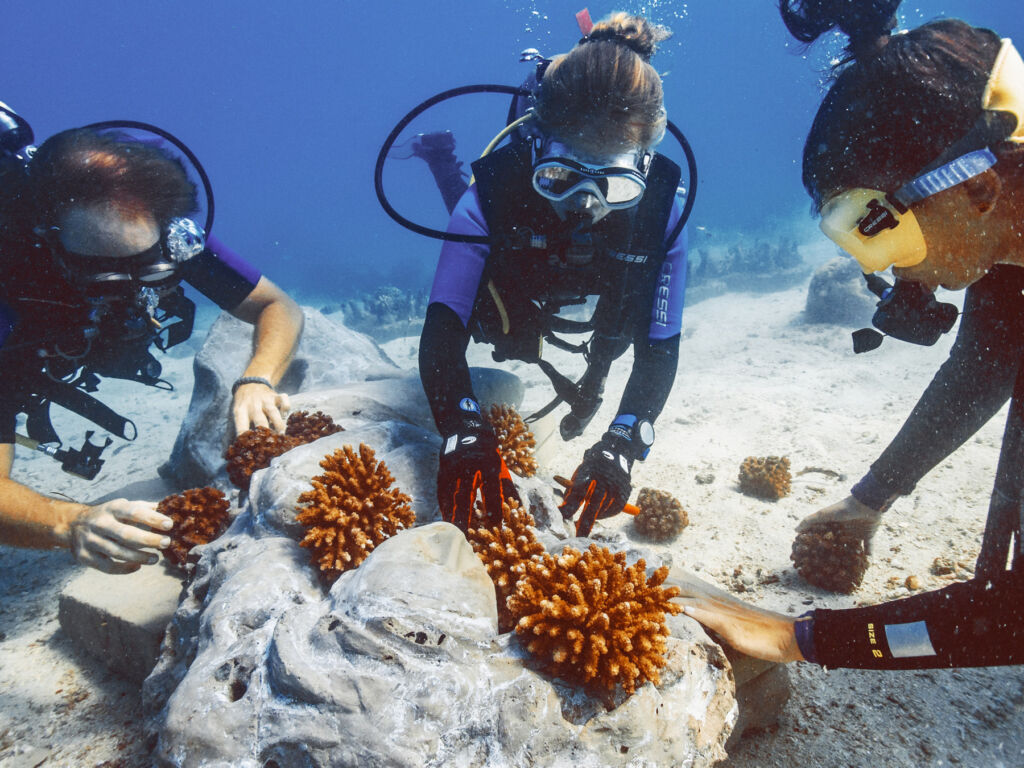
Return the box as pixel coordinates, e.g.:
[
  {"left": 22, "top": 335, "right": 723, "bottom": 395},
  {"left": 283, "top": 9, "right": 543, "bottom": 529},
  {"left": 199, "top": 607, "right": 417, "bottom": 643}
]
[{"left": 2, "top": 283, "right": 1022, "bottom": 766}]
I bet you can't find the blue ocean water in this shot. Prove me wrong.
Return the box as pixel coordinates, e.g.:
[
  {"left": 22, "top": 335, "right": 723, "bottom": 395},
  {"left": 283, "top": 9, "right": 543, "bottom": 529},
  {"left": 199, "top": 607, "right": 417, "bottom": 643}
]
[{"left": 2, "top": 1, "right": 1019, "bottom": 302}]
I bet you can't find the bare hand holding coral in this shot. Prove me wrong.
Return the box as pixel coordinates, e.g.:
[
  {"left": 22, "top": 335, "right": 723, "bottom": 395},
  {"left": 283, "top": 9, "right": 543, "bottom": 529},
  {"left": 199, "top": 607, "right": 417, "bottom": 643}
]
[{"left": 69, "top": 499, "right": 173, "bottom": 574}]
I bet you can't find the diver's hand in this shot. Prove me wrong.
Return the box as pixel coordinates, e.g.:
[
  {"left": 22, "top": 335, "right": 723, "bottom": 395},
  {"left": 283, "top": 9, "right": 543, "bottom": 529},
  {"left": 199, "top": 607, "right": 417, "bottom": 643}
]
[
  {"left": 797, "top": 495, "right": 886, "bottom": 555},
  {"left": 558, "top": 434, "right": 633, "bottom": 537},
  {"left": 232, "top": 382, "right": 290, "bottom": 435},
  {"left": 675, "top": 577, "right": 804, "bottom": 663},
  {"left": 437, "top": 425, "right": 519, "bottom": 531},
  {"left": 69, "top": 499, "right": 174, "bottom": 574}
]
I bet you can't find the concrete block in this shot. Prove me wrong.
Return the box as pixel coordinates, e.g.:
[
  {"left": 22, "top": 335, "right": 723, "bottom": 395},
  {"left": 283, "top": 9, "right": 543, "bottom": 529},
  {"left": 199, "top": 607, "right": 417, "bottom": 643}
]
[
  {"left": 727, "top": 663, "right": 792, "bottom": 750},
  {"left": 58, "top": 564, "right": 184, "bottom": 684}
]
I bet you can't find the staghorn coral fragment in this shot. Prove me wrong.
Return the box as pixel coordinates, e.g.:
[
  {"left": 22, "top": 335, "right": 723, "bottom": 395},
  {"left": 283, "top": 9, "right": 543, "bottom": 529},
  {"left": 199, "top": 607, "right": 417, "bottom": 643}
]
[
  {"left": 633, "top": 488, "right": 688, "bottom": 542},
  {"left": 295, "top": 444, "right": 415, "bottom": 586},
  {"left": 225, "top": 427, "right": 301, "bottom": 491},
  {"left": 466, "top": 497, "right": 546, "bottom": 633},
  {"left": 158, "top": 487, "right": 231, "bottom": 570},
  {"left": 791, "top": 524, "right": 868, "bottom": 593},
  {"left": 285, "top": 410, "right": 344, "bottom": 443},
  {"left": 507, "top": 543, "right": 681, "bottom": 696},
  {"left": 225, "top": 411, "right": 344, "bottom": 491},
  {"left": 484, "top": 403, "right": 538, "bottom": 478},
  {"left": 738, "top": 455, "right": 792, "bottom": 500}
]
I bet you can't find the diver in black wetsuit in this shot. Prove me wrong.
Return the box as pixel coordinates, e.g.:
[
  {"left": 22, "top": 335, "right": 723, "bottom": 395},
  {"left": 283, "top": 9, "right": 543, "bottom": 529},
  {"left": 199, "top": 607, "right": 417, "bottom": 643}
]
[{"left": 677, "top": 2, "right": 1024, "bottom": 669}]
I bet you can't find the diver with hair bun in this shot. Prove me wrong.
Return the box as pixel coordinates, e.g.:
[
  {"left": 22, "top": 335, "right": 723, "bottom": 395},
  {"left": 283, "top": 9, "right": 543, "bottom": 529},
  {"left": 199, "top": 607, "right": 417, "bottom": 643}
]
[
  {"left": 678, "top": 0, "right": 1024, "bottom": 670},
  {"left": 418, "top": 12, "right": 689, "bottom": 536}
]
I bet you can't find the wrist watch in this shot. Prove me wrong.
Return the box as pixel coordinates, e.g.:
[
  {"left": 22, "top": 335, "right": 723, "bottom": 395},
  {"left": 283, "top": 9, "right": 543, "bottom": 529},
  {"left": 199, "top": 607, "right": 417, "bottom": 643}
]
[{"left": 610, "top": 414, "right": 655, "bottom": 460}]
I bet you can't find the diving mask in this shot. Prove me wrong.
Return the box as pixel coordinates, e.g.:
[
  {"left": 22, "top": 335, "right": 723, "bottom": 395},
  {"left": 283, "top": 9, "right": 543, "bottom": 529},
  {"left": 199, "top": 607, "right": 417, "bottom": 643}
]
[
  {"left": 820, "top": 38, "right": 1024, "bottom": 274},
  {"left": 52, "top": 216, "right": 206, "bottom": 298},
  {"left": 819, "top": 148, "right": 997, "bottom": 274},
  {"left": 532, "top": 140, "right": 650, "bottom": 209}
]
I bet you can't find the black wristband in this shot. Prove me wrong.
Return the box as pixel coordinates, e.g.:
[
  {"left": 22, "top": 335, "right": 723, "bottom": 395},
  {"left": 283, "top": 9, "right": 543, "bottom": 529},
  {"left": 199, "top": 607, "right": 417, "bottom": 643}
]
[{"left": 231, "top": 376, "right": 275, "bottom": 396}]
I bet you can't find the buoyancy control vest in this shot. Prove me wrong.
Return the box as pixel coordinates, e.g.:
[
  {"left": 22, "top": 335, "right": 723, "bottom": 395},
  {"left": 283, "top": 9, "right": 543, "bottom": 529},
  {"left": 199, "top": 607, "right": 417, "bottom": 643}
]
[{"left": 468, "top": 140, "right": 680, "bottom": 430}]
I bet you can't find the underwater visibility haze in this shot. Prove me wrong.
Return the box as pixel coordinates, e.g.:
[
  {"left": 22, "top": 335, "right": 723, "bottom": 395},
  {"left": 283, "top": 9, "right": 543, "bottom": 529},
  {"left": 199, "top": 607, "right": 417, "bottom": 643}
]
[{"left": 2, "top": 0, "right": 1021, "bottom": 303}]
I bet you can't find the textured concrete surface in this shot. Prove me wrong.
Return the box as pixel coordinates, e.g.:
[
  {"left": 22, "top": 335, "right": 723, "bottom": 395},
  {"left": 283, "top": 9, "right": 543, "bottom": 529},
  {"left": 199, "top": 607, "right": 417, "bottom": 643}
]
[{"left": 58, "top": 564, "right": 184, "bottom": 684}]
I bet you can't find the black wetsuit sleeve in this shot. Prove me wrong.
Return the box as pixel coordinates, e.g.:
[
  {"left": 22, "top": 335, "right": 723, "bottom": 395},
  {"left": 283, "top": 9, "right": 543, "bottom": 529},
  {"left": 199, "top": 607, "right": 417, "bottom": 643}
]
[
  {"left": 617, "top": 332, "right": 680, "bottom": 423},
  {"left": 806, "top": 567, "right": 1024, "bottom": 669},
  {"left": 0, "top": 394, "right": 15, "bottom": 444},
  {"left": 419, "top": 302, "right": 477, "bottom": 435},
  {"left": 178, "top": 237, "right": 262, "bottom": 311},
  {"left": 863, "top": 266, "right": 1024, "bottom": 498}
]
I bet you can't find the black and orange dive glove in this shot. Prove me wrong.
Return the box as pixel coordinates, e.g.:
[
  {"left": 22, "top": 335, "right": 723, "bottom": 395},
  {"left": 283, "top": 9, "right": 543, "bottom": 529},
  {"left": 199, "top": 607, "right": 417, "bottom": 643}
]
[
  {"left": 559, "top": 433, "right": 635, "bottom": 537},
  {"left": 437, "top": 423, "right": 519, "bottom": 532}
]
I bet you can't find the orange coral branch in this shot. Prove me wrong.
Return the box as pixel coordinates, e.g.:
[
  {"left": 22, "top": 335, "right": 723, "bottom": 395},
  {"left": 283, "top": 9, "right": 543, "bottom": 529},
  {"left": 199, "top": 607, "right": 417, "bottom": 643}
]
[
  {"left": 295, "top": 443, "right": 415, "bottom": 585},
  {"left": 485, "top": 404, "right": 538, "bottom": 478}
]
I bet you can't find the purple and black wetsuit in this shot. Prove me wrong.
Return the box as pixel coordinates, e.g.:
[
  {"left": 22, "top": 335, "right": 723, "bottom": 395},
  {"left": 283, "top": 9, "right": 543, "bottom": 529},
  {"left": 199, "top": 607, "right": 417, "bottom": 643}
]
[{"left": 419, "top": 178, "right": 687, "bottom": 437}]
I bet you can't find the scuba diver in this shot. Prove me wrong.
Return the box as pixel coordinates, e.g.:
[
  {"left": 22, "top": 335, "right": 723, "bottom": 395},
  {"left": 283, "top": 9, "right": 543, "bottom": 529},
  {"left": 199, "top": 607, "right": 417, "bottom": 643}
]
[
  {"left": 679, "top": 1, "right": 1023, "bottom": 670},
  {"left": 414, "top": 12, "right": 689, "bottom": 535},
  {"left": 0, "top": 110, "right": 303, "bottom": 573}
]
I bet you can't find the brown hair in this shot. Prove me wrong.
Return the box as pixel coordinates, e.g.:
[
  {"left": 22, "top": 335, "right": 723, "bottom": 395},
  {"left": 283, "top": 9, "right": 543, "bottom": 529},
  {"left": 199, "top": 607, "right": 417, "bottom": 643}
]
[
  {"left": 27, "top": 128, "right": 197, "bottom": 226},
  {"left": 532, "top": 12, "right": 671, "bottom": 152},
  {"left": 780, "top": 2, "right": 1023, "bottom": 209}
]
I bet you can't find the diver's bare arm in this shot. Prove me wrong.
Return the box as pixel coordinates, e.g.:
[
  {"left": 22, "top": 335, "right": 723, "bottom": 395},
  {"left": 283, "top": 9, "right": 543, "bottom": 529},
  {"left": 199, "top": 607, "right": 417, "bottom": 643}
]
[
  {"left": 227, "top": 276, "right": 304, "bottom": 433},
  {"left": 0, "top": 442, "right": 86, "bottom": 548},
  {"left": 229, "top": 276, "right": 304, "bottom": 385}
]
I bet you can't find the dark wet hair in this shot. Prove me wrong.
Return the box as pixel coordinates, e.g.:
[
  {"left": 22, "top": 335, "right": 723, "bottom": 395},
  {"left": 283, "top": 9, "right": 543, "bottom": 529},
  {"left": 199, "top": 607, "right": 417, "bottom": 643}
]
[
  {"left": 780, "top": 2, "right": 1023, "bottom": 210},
  {"left": 26, "top": 128, "right": 197, "bottom": 226},
  {"left": 780, "top": 0, "right": 901, "bottom": 55},
  {"left": 533, "top": 12, "right": 672, "bottom": 151}
]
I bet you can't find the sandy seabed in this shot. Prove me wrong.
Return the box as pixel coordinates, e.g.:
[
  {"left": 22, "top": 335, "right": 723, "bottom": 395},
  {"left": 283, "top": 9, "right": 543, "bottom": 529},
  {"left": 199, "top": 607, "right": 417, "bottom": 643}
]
[{"left": 1, "top": 281, "right": 1023, "bottom": 767}]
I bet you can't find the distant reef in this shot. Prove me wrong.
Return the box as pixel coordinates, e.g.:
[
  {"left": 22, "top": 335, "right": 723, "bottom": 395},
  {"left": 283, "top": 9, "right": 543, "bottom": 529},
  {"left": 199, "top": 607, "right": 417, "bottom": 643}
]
[{"left": 321, "top": 285, "right": 428, "bottom": 342}]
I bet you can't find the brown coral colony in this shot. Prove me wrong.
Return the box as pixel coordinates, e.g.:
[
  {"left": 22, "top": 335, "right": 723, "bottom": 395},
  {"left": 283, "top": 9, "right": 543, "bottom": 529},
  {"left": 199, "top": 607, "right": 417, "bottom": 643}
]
[
  {"left": 157, "top": 487, "right": 231, "bottom": 569},
  {"left": 633, "top": 487, "right": 688, "bottom": 542},
  {"left": 295, "top": 443, "right": 415, "bottom": 585},
  {"left": 225, "top": 410, "right": 343, "bottom": 491},
  {"left": 791, "top": 525, "right": 869, "bottom": 594},
  {"left": 738, "top": 455, "right": 792, "bottom": 500}
]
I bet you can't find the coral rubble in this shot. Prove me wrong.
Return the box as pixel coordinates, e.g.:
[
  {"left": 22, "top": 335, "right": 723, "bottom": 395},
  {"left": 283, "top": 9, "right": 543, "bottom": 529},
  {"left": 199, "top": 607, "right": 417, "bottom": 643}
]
[
  {"left": 225, "top": 411, "right": 344, "bottom": 491},
  {"left": 157, "top": 487, "right": 231, "bottom": 570},
  {"left": 466, "top": 497, "right": 546, "bottom": 632},
  {"left": 791, "top": 525, "right": 868, "bottom": 593},
  {"left": 485, "top": 404, "right": 538, "bottom": 477},
  {"left": 738, "top": 456, "right": 792, "bottom": 500},
  {"left": 295, "top": 444, "right": 415, "bottom": 585},
  {"left": 633, "top": 488, "right": 689, "bottom": 542},
  {"left": 507, "top": 543, "right": 681, "bottom": 696}
]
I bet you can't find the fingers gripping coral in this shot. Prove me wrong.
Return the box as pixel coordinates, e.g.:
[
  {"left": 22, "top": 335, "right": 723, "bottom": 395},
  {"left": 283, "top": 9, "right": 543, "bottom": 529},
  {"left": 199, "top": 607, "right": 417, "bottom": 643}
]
[
  {"left": 295, "top": 444, "right": 415, "bottom": 585},
  {"left": 226, "top": 411, "right": 344, "bottom": 491},
  {"left": 157, "top": 487, "right": 231, "bottom": 570},
  {"left": 507, "top": 544, "right": 682, "bottom": 696}
]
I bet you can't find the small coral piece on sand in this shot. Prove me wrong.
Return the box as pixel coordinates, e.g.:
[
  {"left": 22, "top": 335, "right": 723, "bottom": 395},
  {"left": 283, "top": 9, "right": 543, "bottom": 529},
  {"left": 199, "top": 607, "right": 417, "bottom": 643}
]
[
  {"left": 157, "top": 487, "right": 231, "bottom": 570},
  {"left": 485, "top": 404, "right": 538, "bottom": 477},
  {"left": 295, "top": 444, "right": 415, "bottom": 585},
  {"left": 466, "top": 497, "right": 546, "bottom": 632},
  {"left": 285, "top": 410, "right": 344, "bottom": 442},
  {"left": 508, "top": 543, "right": 681, "bottom": 696},
  {"left": 791, "top": 525, "right": 868, "bottom": 593},
  {"left": 738, "top": 455, "right": 792, "bottom": 500},
  {"left": 225, "top": 411, "right": 344, "bottom": 491},
  {"left": 633, "top": 488, "right": 689, "bottom": 542}
]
